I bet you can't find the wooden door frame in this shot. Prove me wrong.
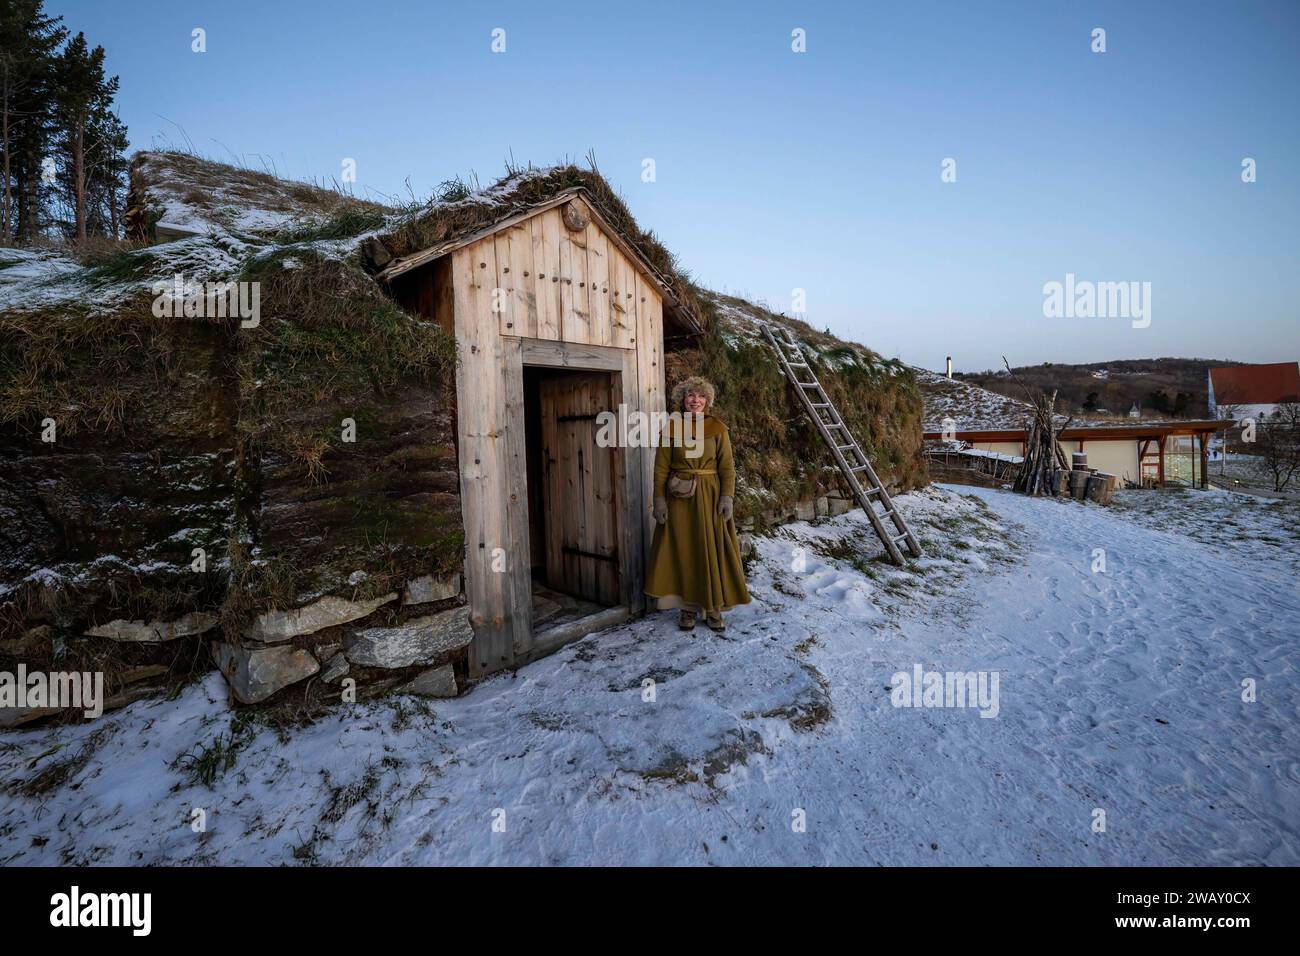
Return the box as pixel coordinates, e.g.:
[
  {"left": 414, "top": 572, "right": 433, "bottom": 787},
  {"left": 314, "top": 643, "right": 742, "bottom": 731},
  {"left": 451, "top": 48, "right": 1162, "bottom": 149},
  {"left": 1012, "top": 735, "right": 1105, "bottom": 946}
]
[{"left": 516, "top": 338, "right": 646, "bottom": 662}]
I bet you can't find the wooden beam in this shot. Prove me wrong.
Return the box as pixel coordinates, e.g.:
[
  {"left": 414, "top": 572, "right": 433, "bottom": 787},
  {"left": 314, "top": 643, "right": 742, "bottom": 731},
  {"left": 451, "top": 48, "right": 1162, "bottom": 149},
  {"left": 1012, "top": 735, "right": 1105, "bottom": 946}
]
[
  {"left": 521, "top": 605, "right": 631, "bottom": 665},
  {"left": 519, "top": 337, "right": 626, "bottom": 369},
  {"left": 927, "top": 421, "right": 1229, "bottom": 444}
]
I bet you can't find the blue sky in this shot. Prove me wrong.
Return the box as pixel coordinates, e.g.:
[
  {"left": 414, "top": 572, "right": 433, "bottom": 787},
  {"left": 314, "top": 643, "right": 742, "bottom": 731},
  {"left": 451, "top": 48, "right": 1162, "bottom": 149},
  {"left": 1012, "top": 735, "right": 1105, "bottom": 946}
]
[{"left": 51, "top": 0, "right": 1300, "bottom": 372}]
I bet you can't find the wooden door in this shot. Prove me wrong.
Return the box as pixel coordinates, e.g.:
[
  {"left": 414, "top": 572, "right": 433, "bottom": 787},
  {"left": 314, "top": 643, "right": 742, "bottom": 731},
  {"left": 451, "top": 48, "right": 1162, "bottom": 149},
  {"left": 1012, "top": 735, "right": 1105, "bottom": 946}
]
[{"left": 539, "top": 372, "right": 621, "bottom": 605}]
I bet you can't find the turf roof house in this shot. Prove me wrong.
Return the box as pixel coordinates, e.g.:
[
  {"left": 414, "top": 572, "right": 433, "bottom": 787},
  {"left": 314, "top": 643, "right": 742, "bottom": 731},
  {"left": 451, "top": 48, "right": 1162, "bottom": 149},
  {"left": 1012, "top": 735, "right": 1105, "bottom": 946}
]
[
  {"left": 0, "top": 152, "right": 926, "bottom": 715},
  {"left": 371, "top": 186, "right": 704, "bottom": 676}
]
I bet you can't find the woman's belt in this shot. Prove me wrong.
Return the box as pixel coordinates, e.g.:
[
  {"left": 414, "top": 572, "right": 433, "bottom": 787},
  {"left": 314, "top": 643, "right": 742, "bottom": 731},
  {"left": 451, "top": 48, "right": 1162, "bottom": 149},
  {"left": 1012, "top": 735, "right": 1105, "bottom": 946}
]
[{"left": 672, "top": 469, "right": 717, "bottom": 476}]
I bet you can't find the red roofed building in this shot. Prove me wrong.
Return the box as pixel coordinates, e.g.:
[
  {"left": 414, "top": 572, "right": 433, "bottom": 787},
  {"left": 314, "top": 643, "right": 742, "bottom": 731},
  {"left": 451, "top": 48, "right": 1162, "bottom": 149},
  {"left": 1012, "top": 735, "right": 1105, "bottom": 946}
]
[{"left": 1208, "top": 362, "right": 1300, "bottom": 420}]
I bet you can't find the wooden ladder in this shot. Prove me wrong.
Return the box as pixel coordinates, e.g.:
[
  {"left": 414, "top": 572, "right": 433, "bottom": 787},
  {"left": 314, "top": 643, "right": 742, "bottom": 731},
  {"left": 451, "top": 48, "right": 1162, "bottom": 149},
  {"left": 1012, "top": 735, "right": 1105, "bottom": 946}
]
[{"left": 761, "top": 323, "right": 922, "bottom": 566}]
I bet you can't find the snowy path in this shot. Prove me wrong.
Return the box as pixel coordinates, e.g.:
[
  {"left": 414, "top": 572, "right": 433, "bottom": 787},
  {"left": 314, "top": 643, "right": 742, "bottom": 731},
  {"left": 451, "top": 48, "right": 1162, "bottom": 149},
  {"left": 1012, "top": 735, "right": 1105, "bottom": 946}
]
[{"left": 2, "top": 485, "right": 1296, "bottom": 865}]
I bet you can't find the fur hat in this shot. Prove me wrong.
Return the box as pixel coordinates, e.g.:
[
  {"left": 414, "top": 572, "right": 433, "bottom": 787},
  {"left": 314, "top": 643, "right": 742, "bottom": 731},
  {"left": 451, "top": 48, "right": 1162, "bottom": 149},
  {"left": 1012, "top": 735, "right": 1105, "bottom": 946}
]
[{"left": 671, "top": 375, "right": 716, "bottom": 412}]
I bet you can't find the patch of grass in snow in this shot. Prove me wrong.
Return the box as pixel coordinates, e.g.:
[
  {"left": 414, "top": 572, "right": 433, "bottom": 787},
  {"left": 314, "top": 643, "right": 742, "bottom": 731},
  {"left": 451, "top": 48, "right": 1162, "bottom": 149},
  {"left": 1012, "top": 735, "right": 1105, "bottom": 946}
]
[
  {"left": 792, "top": 634, "right": 819, "bottom": 654},
  {"left": 288, "top": 757, "right": 406, "bottom": 864},
  {"left": 173, "top": 713, "right": 256, "bottom": 788},
  {"left": 769, "top": 570, "right": 806, "bottom": 597},
  {"left": 757, "top": 663, "right": 832, "bottom": 732},
  {"left": 387, "top": 696, "right": 437, "bottom": 733},
  {"left": 79, "top": 244, "right": 159, "bottom": 284},
  {"left": 639, "top": 756, "right": 700, "bottom": 786},
  {"left": 320, "top": 762, "right": 387, "bottom": 825},
  {"left": 700, "top": 728, "right": 769, "bottom": 787},
  {"left": 6, "top": 726, "right": 115, "bottom": 797},
  {"left": 639, "top": 727, "right": 770, "bottom": 790}
]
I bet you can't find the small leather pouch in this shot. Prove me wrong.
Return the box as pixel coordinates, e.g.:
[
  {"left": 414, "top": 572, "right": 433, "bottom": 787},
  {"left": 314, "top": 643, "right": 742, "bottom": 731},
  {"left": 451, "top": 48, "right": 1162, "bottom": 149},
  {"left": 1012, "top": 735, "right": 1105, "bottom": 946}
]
[{"left": 667, "top": 473, "right": 697, "bottom": 499}]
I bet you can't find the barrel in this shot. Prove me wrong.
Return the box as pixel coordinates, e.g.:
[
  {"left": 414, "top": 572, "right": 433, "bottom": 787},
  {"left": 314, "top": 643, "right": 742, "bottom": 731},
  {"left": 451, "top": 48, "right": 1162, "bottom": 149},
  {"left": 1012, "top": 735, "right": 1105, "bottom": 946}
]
[{"left": 1070, "top": 469, "right": 1090, "bottom": 499}]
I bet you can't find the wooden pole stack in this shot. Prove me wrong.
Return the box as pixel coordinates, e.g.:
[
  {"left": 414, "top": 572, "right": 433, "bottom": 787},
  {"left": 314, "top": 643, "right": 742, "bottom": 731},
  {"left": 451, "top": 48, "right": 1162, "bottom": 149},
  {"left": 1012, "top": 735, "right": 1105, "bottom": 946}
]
[{"left": 1003, "top": 358, "right": 1071, "bottom": 497}]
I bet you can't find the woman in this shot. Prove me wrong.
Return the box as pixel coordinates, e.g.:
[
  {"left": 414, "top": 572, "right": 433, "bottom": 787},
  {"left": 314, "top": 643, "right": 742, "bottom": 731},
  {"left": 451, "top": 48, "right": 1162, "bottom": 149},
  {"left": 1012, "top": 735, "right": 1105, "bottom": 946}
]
[{"left": 644, "top": 376, "right": 751, "bottom": 630}]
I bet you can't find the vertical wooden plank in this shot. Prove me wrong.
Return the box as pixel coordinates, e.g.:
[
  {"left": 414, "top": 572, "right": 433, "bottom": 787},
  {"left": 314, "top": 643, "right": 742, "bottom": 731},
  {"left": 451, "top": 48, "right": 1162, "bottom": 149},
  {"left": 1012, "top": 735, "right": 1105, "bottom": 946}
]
[
  {"left": 570, "top": 380, "right": 589, "bottom": 595},
  {"left": 585, "top": 219, "right": 611, "bottom": 347},
  {"left": 494, "top": 224, "right": 536, "bottom": 338},
  {"left": 508, "top": 222, "right": 537, "bottom": 338},
  {"left": 541, "top": 379, "right": 563, "bottom": 596},
  {"left": 492, "top": 232, "right": 513, "bottom": 336},
  {"left": 533, "top": 211, "right": 562, "bottom": 340},
  {"left": 549, "top": 377, "right": 577, "bottom": 594},
  {"left": 610, "top": 248, "right": 636, "bottom": 349},
  {"left": 562, "top": 221, "right": 590, "bottom": 343},
  {"left": 453, "top": 241, "right": 514, "bottom": 676},
  {"left": 590, "top": 373, "right": 619, "bottom": 603},
  {"left": 555, "top": 219, "right": 574, "bottom": 340},
  {"left": 635, "top": 274, "right": 666, "bottom": 563},
  {"left": 500, "top": 335, "right": 533, "bottom": 656},
  {"left": 432, "top": 256, "right": 454, "bottom": 335},
  {"left": 619, "top": 351, "right": 645, "bottom": 611},
  {"left": 576, "top": 378, "right": 596, "bottom": 600}
]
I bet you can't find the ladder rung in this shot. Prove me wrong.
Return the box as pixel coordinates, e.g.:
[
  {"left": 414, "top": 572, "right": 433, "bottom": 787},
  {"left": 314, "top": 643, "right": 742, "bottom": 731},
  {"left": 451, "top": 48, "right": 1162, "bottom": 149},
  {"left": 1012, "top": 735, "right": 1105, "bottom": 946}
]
[
  {"left": 851, "top": 465, "right": 872, "bottom": 474},
  {"left": 836, "top": 444, "right": 856, "bottom": 452},
  {"left": 811, "top": 403, "right": 831, "bottom": 408},
  {"left": 892, "top": 533, "right": 911, "bottom": 544}
]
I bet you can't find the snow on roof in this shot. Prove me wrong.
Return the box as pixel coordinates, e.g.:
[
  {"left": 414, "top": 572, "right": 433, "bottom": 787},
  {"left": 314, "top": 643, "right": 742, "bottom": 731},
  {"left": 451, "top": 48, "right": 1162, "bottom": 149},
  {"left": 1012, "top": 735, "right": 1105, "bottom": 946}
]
[
  {"left": 956, "top": 447, "right": 1024, "bottom": 464},
  {"left": 129, "top": 151, "right": 388, "bottom": 240},
  {"left": 705, "top": 292, "right": 897, "bottom": 373},
  {"left": 2, "top": 152, "right": 393, "bottom": 317},
  {"left": 914, "top": 367, "right": 1034, "bottom": 432},
  {"left": 1209, "top": 362, "right": 1300, "bottom": 405},
  {"left": 0, "top": 234, "right": 253, "bottom": 315}
]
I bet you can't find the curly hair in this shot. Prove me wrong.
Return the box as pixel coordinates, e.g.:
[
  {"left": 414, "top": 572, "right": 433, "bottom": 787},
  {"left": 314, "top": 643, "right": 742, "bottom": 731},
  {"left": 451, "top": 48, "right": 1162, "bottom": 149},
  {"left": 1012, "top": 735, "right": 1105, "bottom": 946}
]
[{"left": 670, "top": 375, "right": 717, "bottom": 412}]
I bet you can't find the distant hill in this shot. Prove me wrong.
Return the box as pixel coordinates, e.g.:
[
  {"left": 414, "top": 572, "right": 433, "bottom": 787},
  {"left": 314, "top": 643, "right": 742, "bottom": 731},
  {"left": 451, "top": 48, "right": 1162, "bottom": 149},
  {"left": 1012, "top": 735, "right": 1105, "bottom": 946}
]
[{"left": 954, "top": 358, "right": 1244, "bottom": 419}]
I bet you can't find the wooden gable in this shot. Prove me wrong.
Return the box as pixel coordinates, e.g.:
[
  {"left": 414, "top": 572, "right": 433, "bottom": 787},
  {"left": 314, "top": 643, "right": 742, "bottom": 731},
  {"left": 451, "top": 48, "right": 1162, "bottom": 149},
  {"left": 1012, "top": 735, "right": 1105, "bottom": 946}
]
[{"left": 378, "top": 190, "right": 699, "bottom": 339}]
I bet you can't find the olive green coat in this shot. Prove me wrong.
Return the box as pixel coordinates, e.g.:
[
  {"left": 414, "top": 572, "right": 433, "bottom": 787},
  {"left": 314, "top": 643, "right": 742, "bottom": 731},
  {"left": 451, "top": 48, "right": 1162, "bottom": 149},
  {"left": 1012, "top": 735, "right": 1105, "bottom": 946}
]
[{"left": 644, "top": 415, "right": 752, "bottom": 613}]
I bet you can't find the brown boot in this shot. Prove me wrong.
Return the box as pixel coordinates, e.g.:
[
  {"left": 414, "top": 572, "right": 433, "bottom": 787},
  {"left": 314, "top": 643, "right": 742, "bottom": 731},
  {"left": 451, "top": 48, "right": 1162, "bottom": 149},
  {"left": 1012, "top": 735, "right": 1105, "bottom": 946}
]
[
  {"left": 705, "top": 610, "right": 726, "bottom": 632},
  {"left": 678, "top": 609, "right": 696, "bottom": 631}
]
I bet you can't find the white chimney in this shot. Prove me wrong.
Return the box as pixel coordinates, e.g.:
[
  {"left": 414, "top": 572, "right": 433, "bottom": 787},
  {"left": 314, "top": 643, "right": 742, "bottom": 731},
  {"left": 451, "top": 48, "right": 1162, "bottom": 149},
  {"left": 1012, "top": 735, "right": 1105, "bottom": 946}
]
[{"left": 946, "top": 356, "right": 952, "bottom": 379}]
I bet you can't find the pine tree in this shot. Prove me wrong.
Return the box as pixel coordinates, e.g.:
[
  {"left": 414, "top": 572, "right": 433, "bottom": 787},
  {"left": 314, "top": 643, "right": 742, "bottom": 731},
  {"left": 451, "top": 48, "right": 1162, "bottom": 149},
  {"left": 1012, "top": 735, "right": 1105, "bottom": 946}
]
[
  {"left": 53, "top": 32, "right": 119, "bottom": 242},
  {"left": 85, "top": 106, "right": 127, "bottom": 237},
  {"left": 0, "top": 0, "right": 66, "bottom": 241}
]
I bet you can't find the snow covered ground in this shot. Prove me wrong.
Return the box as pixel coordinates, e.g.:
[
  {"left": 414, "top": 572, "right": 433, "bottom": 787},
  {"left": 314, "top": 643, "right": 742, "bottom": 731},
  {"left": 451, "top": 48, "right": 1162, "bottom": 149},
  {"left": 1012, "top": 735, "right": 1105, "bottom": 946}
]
[{"left": 2, "top": 484, "right": 1296, "bottom": 866}]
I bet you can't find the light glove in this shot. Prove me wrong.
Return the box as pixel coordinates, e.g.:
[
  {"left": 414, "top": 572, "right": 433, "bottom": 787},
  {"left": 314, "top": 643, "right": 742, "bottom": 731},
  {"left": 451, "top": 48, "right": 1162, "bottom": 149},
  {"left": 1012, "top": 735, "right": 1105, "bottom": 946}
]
[
  {"left": 653, "top": 496, "right": 669, "bottom": 524},
  {"left": 716, "top": 495, "right": 734, "bottom": 520}
]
